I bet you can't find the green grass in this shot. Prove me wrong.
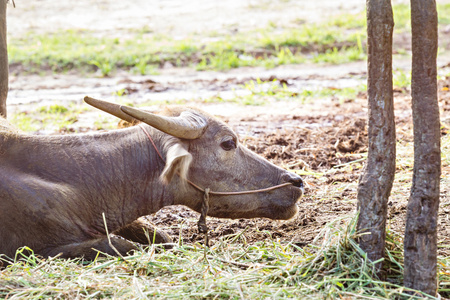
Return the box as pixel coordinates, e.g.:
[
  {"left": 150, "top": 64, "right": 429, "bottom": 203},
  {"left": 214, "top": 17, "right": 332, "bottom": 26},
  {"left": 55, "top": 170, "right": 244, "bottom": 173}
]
[
  {"left": 393, "top": 69, "right": 412, "bottom": 90},
  {"left": 8, "top": 27, "right": 343, "bottom": 75},
  {"left": 7, "top": 4, "right": 450, "bottom": 75},
  {"left": 1, "top": 216, "right": 444, "bottom": 299},
  {"left": 39, "top": 104, "right": 69, "bottom": 114},
  {"left": 9, "top": 113, "right": 42, "bottom": 133},
  {"left": 8, "top": 12, "right": 369, "bottom": 75},
  {"left": 10, "top": 103, "right": 88, "bottom": 133},
  {"left": 234, "top": 78, "right": 304, "bottom": 105},
  {"left": 438, "top": 3, "right": 450, "bottom": 24},
  {"left": 393, "top": 3, "right": 450, "bottom": 32},
  {"left": 197, "top": 78, "right": 366, "bottom": 106}
]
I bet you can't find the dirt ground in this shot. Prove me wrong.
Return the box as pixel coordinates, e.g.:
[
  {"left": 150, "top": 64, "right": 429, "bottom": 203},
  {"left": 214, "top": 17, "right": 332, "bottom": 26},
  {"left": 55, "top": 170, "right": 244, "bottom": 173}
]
[
  {"left": 6, "top": 0, "right": 364, "bottom": 37},
  {"left": 144, "top": 86, "right": 450, "bottom": 254},
  {"left": 5, "top": 0, "right": 450, "bottom": 256}
]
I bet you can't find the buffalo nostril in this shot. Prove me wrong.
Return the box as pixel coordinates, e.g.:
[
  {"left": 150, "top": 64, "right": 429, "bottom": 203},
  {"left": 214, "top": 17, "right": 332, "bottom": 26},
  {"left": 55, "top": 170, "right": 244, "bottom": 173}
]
[
  {"left": 290, "top": 177, "right": 304, "bottom": 189},
  {"left": 282, "top": 173, "right": 304, "bottom": 189}
]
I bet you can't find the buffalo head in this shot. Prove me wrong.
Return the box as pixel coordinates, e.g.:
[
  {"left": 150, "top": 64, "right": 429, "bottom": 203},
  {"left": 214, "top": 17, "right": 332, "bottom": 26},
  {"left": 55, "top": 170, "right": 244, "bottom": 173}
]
[{"left": 85, "top": 97, "right": 304, "bottom": 220}]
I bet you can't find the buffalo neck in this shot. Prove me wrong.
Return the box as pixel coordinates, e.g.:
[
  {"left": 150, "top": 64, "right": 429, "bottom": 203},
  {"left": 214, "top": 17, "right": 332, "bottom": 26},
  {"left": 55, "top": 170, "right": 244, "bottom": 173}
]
[{"left": 11, "top": 125, "right": 174, "bottom": 232}]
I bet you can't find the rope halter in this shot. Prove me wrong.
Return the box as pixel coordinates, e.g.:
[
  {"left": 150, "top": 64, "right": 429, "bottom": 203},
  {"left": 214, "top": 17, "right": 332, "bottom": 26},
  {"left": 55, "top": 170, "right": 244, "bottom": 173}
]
[{"left": 138, "top": 125, "right": 293, "bottom": 246}]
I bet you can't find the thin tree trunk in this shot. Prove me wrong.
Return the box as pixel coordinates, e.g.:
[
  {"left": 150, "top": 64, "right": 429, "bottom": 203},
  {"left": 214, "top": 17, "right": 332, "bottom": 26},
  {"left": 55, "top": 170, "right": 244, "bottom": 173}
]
[
  {"left": 357, "top": 0, "right": 396, "bottom": 273},
  {"left": 0, "top": 0, "right": 8, "bottom": 118},
  {"left": 404, "top": 0, "right": 440, "bottom": 296}
]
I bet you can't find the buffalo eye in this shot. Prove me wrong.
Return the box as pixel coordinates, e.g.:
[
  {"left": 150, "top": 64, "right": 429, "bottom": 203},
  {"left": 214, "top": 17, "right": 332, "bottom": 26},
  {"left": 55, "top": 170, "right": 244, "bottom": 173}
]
[{"left": 221, "top": 139, "right": 236, "bottom": 151}]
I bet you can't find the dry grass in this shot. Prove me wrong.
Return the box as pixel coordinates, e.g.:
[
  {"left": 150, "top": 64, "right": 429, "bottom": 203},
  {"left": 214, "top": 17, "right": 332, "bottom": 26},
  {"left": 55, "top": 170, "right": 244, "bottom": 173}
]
[{"left": 1, "top": 215, "right": 446, "bottom": 299}]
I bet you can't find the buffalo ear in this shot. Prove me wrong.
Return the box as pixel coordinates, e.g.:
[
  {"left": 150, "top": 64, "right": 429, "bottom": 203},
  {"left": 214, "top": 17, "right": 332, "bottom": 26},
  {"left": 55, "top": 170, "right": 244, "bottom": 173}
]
[{"left": 160, "top": 143, "right": 192, "bottom": 185}]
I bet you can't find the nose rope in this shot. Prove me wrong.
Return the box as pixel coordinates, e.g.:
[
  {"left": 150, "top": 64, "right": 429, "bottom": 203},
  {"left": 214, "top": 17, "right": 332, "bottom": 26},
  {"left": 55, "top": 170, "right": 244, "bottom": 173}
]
[
  {"left": 198, "top": 188, "right": 210, "bottom": 246},
  {"left": 138, "top": 125, "right": 294, "bottom": 245}
]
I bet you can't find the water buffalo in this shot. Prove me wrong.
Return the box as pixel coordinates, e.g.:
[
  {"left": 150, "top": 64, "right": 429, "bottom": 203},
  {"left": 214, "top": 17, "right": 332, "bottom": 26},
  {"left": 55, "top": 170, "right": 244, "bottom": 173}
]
[{"left": 0, "top": 97, "right": 303, "bottom": 261}]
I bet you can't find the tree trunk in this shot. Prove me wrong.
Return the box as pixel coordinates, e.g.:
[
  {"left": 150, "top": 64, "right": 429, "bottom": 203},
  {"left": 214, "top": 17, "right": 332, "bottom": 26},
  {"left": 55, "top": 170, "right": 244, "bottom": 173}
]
[
  {"left": 404, "top": 0, "right": 440, "bottom": 296},
  {"left": 0, "top": 0, "right": 8, "bottom": 118},
  {"left": 356, "top": 0, "right": 396, "bottom": 273}
]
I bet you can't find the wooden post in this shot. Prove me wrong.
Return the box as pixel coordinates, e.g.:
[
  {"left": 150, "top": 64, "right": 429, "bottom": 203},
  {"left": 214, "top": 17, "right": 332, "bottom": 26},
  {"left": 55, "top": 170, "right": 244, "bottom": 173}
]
[
  {"left": 0, "top": 0, "right": 8, "bottom": 118},
  {"left": 404, "top": 0, "right": 440, "bottom": 296},
  {"left": 356, "top": 0, "right": 396, "bottom": 273}
]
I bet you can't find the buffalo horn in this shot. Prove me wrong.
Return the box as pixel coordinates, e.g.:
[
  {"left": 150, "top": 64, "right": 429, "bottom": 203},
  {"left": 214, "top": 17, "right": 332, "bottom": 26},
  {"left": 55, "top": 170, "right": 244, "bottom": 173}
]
[
  {"left": 120, "top": 105, "right": 207, "bottom": 139},
  {"left": 84, "top": 96, "right": 137, "bottom": 123}
]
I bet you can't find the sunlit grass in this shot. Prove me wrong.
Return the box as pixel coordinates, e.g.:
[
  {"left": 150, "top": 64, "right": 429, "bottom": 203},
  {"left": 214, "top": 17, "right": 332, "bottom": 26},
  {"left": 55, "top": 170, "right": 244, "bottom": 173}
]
[
  {"left": 1, "top": 216, "right": 443, "bottom": 299},
  {"left": 9, "top": 25, "right": 363, "bottom": 74},
  {"left": 393, "top": 69, "right": 412, "bottom": 90},
  {"left": 8, "top": 11, "right": 369, "bottom": 75},
  {"left": 7, "top": 3, "right": 450, "bottom": 76},
  {"left": 9, "top": 102, "right": 88, "bottom": 133}
]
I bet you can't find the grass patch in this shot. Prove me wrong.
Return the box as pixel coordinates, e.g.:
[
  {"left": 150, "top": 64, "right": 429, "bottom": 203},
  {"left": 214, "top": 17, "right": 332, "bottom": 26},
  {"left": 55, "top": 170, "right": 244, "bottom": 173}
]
[
  {"left": 197, "top": 78, "right": 365, "bottom": 106},
  {"left": 7, "top": 4, "right": 450, "bottom": 75},
  {"left": 393, "top": 69, "right": 412, "bottom": 90},
  {"left": 8, "top": 12, "right": 369, "bottom": 75},
  {"left": 39, "top": 104, "right": 69, "bottom": 114},
  {"left": 393, "top": 3, "right": 450, "bottom": 32},
  {"left": 233, "top": 78, "right": 305, "bottom": 105},
  {"left": 9, "top": 113, "right": 42, "bottom": 133},
  {"left": 438, "top": 3, "right": 450, "bottom": 25},
  {"left": 1, "top": 216, "right": 444, "bottom": 299},
  {"left": 10, "top": 102, "right": 87, "bottom": 133}
]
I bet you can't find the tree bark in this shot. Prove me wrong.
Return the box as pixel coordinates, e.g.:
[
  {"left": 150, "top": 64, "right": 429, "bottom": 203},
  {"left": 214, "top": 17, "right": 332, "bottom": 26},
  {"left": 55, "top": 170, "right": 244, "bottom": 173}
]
[
  {"left": 357, "top": 0, "right": 396, "bottom": 273},
  {"left": 404, "top": 0, "right": 440, "bottom": 296},
  {"left": 0, "top": 0, "right": 8, "bottom": 118}
]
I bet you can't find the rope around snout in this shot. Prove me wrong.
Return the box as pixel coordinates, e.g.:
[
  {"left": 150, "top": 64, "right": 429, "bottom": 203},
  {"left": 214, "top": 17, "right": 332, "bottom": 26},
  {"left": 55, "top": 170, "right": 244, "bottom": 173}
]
[{"left": 138, "top": 125, "right": 293, "bottom": 246}]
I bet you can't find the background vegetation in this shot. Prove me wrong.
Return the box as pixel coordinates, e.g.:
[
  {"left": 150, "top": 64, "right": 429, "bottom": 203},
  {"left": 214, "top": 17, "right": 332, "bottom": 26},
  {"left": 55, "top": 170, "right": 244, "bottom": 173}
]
[{"left": 9, "top": 4, "right": 450, "bottom": 76}]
